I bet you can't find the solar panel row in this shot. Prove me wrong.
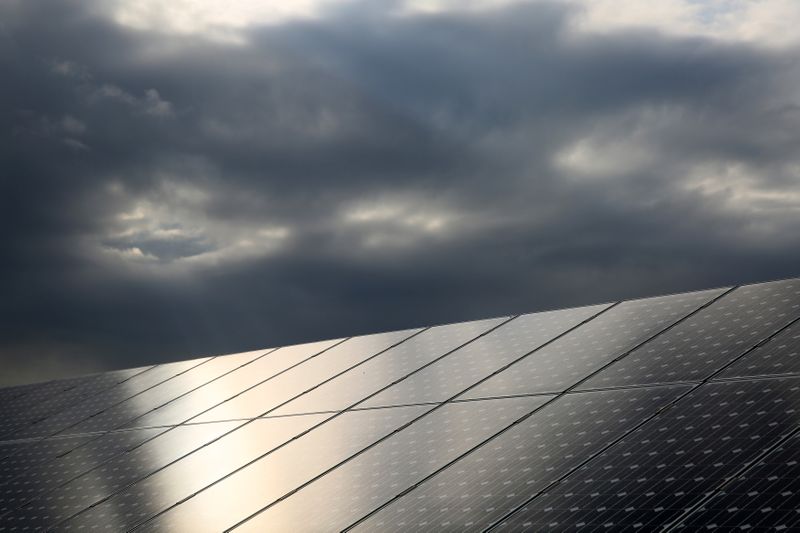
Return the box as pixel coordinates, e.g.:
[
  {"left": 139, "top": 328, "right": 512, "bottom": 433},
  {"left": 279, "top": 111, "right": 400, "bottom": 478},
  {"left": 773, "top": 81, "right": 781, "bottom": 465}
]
[{"left": 0, "top": 277, "right": 799, "bottom": 531}]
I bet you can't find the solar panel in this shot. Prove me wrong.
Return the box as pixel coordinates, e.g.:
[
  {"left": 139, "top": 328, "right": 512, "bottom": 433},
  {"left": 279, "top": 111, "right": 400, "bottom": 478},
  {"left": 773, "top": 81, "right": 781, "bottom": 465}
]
[
  {"left": 354, "top": 304, "right": 609, "bottom": 410},
  {"left": 196, "top": 319, "right": 502, "bottom": 422},
  {"left": 59, "top": 406, "right": 427, "bottom": 530},
  {"left": 671, "top": 431, "right": 800, "bottom": 531},
  {"left": 1, "top": 277, "right": 799, "bottom": 531},
  {"left": 235, "top": 395, "right": 552, "bottom": 532},
  {"left": 349, "top": 385, "right": 689, "bottom": 532},
  {"left": 461, "top": 288, "right": 725, "bottom": 401},
  {"left": 186, "top": 329, "right": 440, "bottom": 424},
  {"left": 578, "top": 279, "right": 800, "bottom": 390},
  {"left": 490, "top": 377, "right": 800, "bottom": 531},
  {"left": 717, "top": 318, "right": 800, "bottom": 379}
]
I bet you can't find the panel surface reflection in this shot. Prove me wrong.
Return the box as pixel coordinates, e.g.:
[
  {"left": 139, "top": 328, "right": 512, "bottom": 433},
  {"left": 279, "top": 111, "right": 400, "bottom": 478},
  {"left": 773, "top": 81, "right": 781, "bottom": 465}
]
[
  {"left": 462, "top": 288, "right": 724, "bottom": 400},
  {"left": 350, "top": 385, "right": 688, "bottom": 532},
  {"left": 236, "top": 395, "right": 551, "bottom": 532},
  {"left": 121, "top": 343, "right": 338, "bottom": 428},
  {"left": 579, "top": 279, "right": 800, "bottom": 390},
  {"left": 718, "top": 318, "right": 800, "bottom": 379},
  {"left": 189, "top": 329, "right": 419, "bottom": 423},
  {"left": 268, "top": 317, "right": 510, "bottom": 417},
  {"left": 61, "top": 406, "right": 426, "bottom": 530},
  {"left": 12, "top": 357, "right": 212, "bottom": 439},
  {"left": 0, "top": 421, "right": 238, "bottom": 530},
  {"left": 674, "top": 432, "right": 800, "bottom": 531},
  {"left": 357, "top": 304, "right": 609, "bottom": 409},
  {"left": 0, "top": 366, "right": 153, "bottom": 440},
  {"left": 492, "top": 377, "right": 800, "bottom": 531},
  {"left": 66, "top": 349, "right": 266, "bottom": 434}
]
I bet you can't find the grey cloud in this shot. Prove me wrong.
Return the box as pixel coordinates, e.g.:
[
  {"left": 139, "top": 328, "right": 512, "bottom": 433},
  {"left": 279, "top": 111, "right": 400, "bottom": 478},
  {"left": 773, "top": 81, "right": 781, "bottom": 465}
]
[{"left": 1, "top": 0, "right": 800, "bottom": 385}]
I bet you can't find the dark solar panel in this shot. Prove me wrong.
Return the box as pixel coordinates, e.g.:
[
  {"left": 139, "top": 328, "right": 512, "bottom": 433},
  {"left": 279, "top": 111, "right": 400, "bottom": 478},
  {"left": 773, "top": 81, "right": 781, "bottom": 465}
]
[
  {"left": 579, "top": 279, "right": 800, "bottom": 390},
  {"left": 348, "top": 385, "right": 689, "bottom": 532},
  {"left": 354, "top": 304, "right": 609, "bottom": 410},
  {"left": 461, "top": 288, "right": 725, "bottom": 401},
  {"left": 490, "top": 376, "right": 800, "bottom": 531},
  {"left": 671, "top": 431, "right": 800, "bottom": 531},
  {"left": 717, "top": 318, "right": 800, "bottom": 379},
  {"left": 1, "top": 277, "right": 799, "bottom": 532}
]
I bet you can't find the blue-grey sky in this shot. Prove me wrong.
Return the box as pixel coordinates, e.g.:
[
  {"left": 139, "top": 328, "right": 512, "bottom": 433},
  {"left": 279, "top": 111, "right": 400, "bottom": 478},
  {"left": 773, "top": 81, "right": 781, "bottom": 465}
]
[{"left": 2, "top": 0, "right": 800, "bottom": 385}]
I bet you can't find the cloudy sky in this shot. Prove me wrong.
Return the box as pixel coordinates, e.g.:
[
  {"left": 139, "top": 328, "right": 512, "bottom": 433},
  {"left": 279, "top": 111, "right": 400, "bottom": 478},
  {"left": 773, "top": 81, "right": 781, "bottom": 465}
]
[{"left": 2, "top": 0, "right": 800, "bottom": 386}]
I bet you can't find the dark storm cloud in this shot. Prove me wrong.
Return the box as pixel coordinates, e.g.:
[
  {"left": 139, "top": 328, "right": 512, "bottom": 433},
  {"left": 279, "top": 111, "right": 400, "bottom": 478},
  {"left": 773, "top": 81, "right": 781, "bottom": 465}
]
[{"left": 2, "top": 0, "right": 800, "bottom": 385}]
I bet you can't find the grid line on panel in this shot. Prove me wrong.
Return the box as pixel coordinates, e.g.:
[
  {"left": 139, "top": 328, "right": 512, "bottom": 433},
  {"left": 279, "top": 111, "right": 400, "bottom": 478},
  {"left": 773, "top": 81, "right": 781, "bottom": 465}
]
[
  {"left": 223, "top": 304, "right": 618, "bottom": 531},
  {"left": 0, "top": 349, "right": 283, "bottom": 522},
  {"left": 0, "top": 365, "right": 159, "bottom": 442},
  {"left": 0, "top": 358, "right": 214, "bottom": 468},
  {"left": 43, "top": 330, "right": 431, "bottom": 530},
  {"left": 121, "top": 317, "right": 520, "bottom": 531},
  {"left": 661, "top": 424, "right": 800, "bottom": 532},
  {"left": 0, "top": 365, "right": 159, "bottom": 445},
  {"left": 481, "top": 304, "right": 800, "bottom": 531},
  {"left": 339, "top": 288, "right": 734, "bottom": 531}
]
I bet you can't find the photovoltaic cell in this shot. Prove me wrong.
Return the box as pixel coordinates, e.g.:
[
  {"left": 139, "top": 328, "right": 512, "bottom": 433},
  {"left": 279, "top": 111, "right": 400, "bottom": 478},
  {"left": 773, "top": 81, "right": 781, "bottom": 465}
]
[
  {"left": 234, "top": 395, "right": 552, "bottom": 532},
  {"left": 2, "top": 276, "right": 800, "bottom": 532},
  {"left": 491, "top": 376, "right": 800, "bottom": 531},
  {"left": 354, "top": 303, "right": 609, "bottom": 410},
  {"left": 0, "top": 421, "right": 240, "bottom": 530},
  {"left": 60, "top": 406, "right": 427, "bottom": 531},
  {"left": 263, "top": 315, "right": 511, "bottom": 416},
  {"left": 186, "top": 330, "right": 423, "bottom": 424},
  {"left": 579, "top": 279, "right": 800, "bottom": 390},
  {"left": 717, "top": 318, "right": 800, "bottom": 379},
  {"left": 672, "top": 431, "right": 800, "bottom": 531},
  {"left": 0, "top": 366, "right": 153, "bottom": 440},
  {"left": 349, "top": 385, "right": 689, "bottom": 532},
  {"left": 10, "top": 357, "right": 213, "bottom": 440},
  {"left": 461, "top": 288, "right": 724, "bottom": 401}
]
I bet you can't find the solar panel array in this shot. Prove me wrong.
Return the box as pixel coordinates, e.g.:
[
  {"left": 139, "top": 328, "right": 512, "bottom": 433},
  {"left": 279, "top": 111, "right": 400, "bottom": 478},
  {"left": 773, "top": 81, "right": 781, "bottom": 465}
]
[{"left": 1, "top": 277, "right": 799, "bottom": 531}]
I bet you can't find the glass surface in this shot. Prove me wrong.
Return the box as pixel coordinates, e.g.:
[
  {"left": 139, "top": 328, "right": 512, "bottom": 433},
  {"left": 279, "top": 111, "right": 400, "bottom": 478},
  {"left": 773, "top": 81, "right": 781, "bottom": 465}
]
[
  {"left": 0, "top": 435, "right": 89, "bottom": 488},
  {"left": 192, "top": 326, "right": 459, "bottom": 423},
  {"left": 266, "top": 317, "right": 511, "bottom": 417},
  {"left": 673, "top": 432, "right": 800, "bottom": 531},
  {"left": 0, "top": 427, "right": 164, "bottom": 519},
  {"left": 718, "top": 318, "right": 800, "bottom": 379},
  {"left": 357, "top": 304, "right": 610, "bottom": 410},
  {"left": 124, "top": 336, "right": 395, "bottom": 429},
  {"left": 235, "top": 395, "right": 552, "bottom": 532},
  {"left": 11, "top": 357, "right": 213, "bottom": 440},
  {"left": 0, "top": 366, "right": 154, "bottom": 440},
  {"left": 350, "top": 385, "right": 688, "bottom": 532},
  {"left": 65, "top": 349, "right": 266, "bottom": 434},
  {"left": 491, "top": 377, "right": 800, "bottom": 531},
  {"left": 462, "top": 289, "right": 725, "bottom": 400},
  {"left": 60, "top": 406, "right": 427, "bottom": 531},
  {"left": 1, "top": 421, "right": 239, "bottom": 529},
  {"left": 579, "top": 279, "right": 800, "bottom": 390}
]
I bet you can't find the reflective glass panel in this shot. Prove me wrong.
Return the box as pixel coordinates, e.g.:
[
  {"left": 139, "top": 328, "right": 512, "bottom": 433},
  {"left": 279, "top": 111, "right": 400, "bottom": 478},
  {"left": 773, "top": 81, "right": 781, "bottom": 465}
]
[
  {"left": 356, "top": 304, "right": 609, "bottom": 410},
  {"left": 579, "top": 279, "right": 800, "bottom": 390},
  {"left": 120, "top": 339, "right": 341, "bottom": 427},
  {"left": 350, "top": 385, "right": 688, "bottom": 532},
  {"left": 267, "top": 317, "right": 511, "bottom": 417},
  {"left": 60, "top": 406, "right": 426, "bottom": 531},
  {"left": 673, "top": 432, "right": 800, "bottom": 531},
  {"left": 63, "top": 349, "right": 265, "bottom": 435},
  {"left": 12, "top": 357, "right": 212, "bottom": 440},
  {"left": 195, "top": 329, "right": 420, "bottom": 422},
  {"left": 458, "top": 288, "right": 723, "bottom": 401},
  {"left": 0, "top": 421, "right": 239, "bottom": 529},
  {"left": 718, "top": 318, "right": 800, "bottom": 379},
  {"left": 492, "top": 377, "right": 800, "bottom": 531},
  {"left": 236, "top": 395, "right": 551, "bottom": 532}
]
